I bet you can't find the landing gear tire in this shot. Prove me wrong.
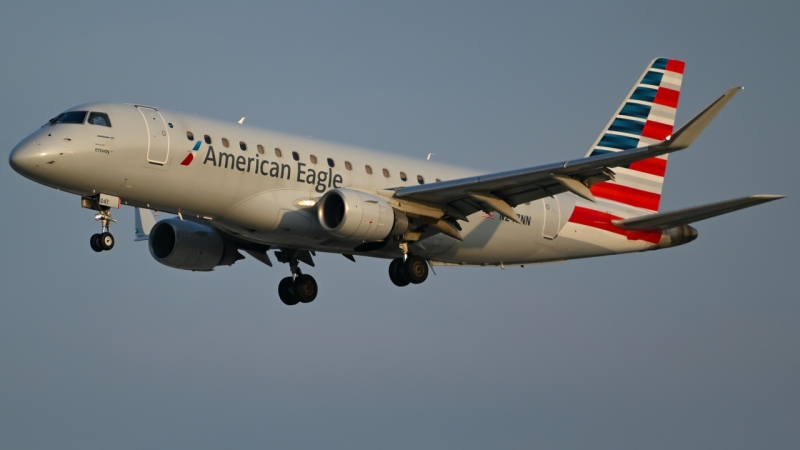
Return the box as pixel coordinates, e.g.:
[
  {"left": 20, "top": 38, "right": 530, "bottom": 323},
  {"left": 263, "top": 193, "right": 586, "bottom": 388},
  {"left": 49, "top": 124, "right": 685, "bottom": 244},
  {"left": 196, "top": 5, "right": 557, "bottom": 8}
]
[
  {"left": 404, "top": 255, "right": 429, "bottom": 284},
  {"left": 90, "top": 234, "right": 103, "bottom": 252},
  {"left": 294, "top": 274, "right": 318, "bottom": 303},
  {"left": 99, "top": 232, "right": 114, "bottom": 251},
  {"left": 389, "top": 258, "right": 411, "bottom": 287},
  {"left": 278, "top": 277, "right": 299, "bottom": 306}
]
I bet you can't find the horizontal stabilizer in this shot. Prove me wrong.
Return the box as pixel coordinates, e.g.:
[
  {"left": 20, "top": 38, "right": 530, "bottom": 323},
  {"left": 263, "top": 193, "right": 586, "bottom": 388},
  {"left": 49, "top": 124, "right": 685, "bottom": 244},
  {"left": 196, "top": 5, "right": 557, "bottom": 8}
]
[
  {"left": 613, "top": 194, "right": 785, "bottom": 230},
  {"left": 134, "top": 207, "right": 157, "bottom": 241}
]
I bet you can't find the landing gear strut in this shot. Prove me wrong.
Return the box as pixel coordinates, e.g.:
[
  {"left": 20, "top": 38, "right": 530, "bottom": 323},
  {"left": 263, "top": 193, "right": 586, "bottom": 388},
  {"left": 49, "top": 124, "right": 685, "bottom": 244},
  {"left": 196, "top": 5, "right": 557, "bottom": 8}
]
[
  {"left": 276, "top": 248, "right": 319, "bottom": 306},
  {"left": 90, "top": 207, "right": 116, "bottom": 252}
]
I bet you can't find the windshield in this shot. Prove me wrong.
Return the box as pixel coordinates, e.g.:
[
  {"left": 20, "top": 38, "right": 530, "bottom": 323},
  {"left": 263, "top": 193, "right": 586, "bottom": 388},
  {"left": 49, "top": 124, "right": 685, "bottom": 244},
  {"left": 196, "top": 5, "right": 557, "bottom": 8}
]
[
  {"left": 87, "top": 112, "right": 111, "bottom": 127},
  {"left": 48, "top": 111, "right": 87, "bottom": 125}
]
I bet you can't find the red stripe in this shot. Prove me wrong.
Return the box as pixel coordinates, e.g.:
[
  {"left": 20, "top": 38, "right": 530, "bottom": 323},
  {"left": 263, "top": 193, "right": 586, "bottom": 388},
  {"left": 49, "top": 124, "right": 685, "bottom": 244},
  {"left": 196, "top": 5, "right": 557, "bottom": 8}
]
[
  {"left": 654, "top": 87, "right": 680, "bottom": 108},
  {"left": 666, "top": 59, "right": 685, "bottom": 75},
  {"left": 629, "top": 157, "right": 667, "bottom": 177},
  {"left": 180, "top": 153, "right": 194, "bottom": 166},
  {"left": 590, "top": 182, "right": 661, "bottom": 211},
  {"left": 641, "top": 120, "right": 673, "bottom": 140},
  {"left": 567, "top": 206, "right": 661, "bottom": 244}
]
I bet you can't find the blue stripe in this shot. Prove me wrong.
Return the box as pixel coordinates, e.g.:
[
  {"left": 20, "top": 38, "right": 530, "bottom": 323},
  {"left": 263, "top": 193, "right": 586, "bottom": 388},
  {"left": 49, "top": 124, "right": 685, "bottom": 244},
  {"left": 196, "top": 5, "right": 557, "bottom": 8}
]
[
  {"left": 599, "top": 133, "right": 640, "bottom": 150},
  {"left": 651, "top": 58, "right": 669, "bottom": 70},
  {"left": 620, "top": 102, "right": 651, "bottom": 119},
  {"left": 590, "top": 149, "right": 632, "bottom": 168},
  {"left": 609, "top": 118, "right": 644, "bottom": 136},
  {"left": 192, "top": 140, "right": 202, "bottom": 151},
  {"left": 641, "top": 70, "right": 664, "bottom": 87},
  {"left": 631, "top": 86, "right": 657, "bottom": 103}
]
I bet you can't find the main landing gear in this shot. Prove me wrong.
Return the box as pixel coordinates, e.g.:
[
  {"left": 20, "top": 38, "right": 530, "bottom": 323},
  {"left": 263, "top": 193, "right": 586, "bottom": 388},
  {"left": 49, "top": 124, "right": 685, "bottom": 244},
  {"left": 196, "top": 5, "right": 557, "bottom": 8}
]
[
  {"left": 388, "top": 243, "right": 429, "bottom": 287},
  {"left": 90, "top": 207, "right": 117, "bottom": 253},
  {"left": 276, "top": 248, "right": 319, "bottom": 306}
]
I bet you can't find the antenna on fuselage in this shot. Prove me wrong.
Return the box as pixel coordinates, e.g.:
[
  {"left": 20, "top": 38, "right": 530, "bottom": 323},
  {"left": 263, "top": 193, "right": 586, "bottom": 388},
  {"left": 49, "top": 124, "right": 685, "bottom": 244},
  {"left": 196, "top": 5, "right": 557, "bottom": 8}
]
[{"left": 238, "top": 117, "right": 246, "bottom": 124}]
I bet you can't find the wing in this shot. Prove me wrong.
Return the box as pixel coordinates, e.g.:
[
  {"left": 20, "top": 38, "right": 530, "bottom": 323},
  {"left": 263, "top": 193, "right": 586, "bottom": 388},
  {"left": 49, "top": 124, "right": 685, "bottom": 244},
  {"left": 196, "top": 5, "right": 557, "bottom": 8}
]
[{"left": 394, "top": 88, "right": 742, "bottom": 222}]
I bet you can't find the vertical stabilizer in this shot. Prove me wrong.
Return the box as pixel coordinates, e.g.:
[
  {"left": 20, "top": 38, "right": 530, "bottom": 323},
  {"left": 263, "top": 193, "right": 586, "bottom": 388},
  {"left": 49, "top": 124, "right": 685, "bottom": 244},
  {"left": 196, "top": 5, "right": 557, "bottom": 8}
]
[{"left": 585, "top": 58, "right": 685, "bottom": 212}]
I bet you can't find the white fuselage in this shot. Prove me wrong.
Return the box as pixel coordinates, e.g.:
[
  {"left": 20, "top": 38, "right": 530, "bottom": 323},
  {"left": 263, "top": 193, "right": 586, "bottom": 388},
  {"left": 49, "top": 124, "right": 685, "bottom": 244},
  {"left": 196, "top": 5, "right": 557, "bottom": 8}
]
[{"left": 10, "top": 102, "right": 661, "bottom": 266}]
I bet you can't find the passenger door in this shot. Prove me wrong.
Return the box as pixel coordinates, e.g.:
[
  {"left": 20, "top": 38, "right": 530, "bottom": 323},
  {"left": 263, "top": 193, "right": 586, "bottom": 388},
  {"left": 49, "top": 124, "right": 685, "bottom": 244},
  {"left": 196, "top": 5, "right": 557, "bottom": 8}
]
[{"left": 137, "top": 106, "right": 170, "bottom": 165}]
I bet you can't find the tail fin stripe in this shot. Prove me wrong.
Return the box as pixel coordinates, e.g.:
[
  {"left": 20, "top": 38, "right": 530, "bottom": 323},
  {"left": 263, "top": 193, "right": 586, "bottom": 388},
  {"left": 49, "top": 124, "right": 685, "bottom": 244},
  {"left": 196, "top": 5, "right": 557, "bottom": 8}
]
[
  {"left": 629, "top": 158, "right": 668, "bottom": 177},
  {"left": 641, "top": 121, "right": 673, "bottom": 140},
  {"left": 599, "top": 134, "right": 640, "bottom": 149},
  {"left": 609, "top": 118, "right": 645, "bottom": 135},
  {"left": 665, "top": 59, "right": 685, "bottom": 74},
  {"left": 631, "top": 87, "right": 658, "bottom": 102},
  {"left": 620, "top": 103, "right": 651, "bottom": 119},
  {"left": 590, "top": 183, "right": 661, "bottom": 211},
  {"left": 654, "top": 88, "right": 680, "bottom": 108},
  {"left": 641, "top": 71, "right": 665, "bottom": 86}
]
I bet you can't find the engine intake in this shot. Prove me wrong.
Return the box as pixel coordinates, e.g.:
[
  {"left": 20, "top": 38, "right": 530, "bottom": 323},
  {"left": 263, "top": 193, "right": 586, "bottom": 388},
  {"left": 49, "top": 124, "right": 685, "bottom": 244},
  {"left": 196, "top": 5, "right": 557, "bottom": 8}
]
[
  {"left": 317, "top": 188, "right": 407, "bottom": 241},
  {"left": 148, "top": 218, "right": 227, "bottom": 271}
]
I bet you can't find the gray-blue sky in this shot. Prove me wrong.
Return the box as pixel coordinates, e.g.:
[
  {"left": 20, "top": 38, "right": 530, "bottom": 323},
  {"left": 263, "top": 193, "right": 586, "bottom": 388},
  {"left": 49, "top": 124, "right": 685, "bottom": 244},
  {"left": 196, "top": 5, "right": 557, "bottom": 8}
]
[{"left": 1, "top": 1, "right": 798, "bottom": 449}]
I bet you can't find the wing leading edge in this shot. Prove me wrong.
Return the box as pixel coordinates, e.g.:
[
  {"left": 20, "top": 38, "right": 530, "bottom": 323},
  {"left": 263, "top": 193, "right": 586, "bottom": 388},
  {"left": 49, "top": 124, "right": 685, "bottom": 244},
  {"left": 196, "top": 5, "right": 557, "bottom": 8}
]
[{"left": 394, "top": 87, "right": 743, "bottom": 219}]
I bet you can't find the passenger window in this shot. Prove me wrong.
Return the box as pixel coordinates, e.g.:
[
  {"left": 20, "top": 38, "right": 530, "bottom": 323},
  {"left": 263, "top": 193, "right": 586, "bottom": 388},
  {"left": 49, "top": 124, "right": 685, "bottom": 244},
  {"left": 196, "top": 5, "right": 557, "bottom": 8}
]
[
  {"left": 417, "top": 175, "right": 424, "bottom": 184},
  {"left": 365, "top": 165, "right": 373, "bottom": 175},
  {"left": 292, "top": 151, "right": 300, "bottom": 161},
  {"left": 50, "top": 111, "right": 87, "bottom": 125},
  {"left": 435, "top": 178, "right": 441, "bottom": 183},
  {"left": 345, "top": 161, "right": 352, "bottom": 171},
  {"left": 204, "top": 135, "right": 212, "bottom": 144},
  {"left": 382, "top": 168, "right": 390, "bottom": 178},
  {"left": 87, "top": 112, "right": 111, "bottom": 127},
  {"left": 399, "top": 172, "right": 407, "bottom": 181},
  {"left": 274, "top": 148, "right": 283, "bottom": 157},
  {"left": 257, "top": 145, "right": 265, "bottom": 155},
  {"left": 239, "top": 141, "right": 247, "bottom": 151},
  {"left": 186, "top": 131, "right": 194, "bottom": 141},
  {"left": 222, "top": 138, "right": 229, "bottom": 148},
  {"left": 310, "top": 155, "right": 318, "bottom": 164},
  {"left": 327, "top": 158, "right": 335, "bottom": 168}
]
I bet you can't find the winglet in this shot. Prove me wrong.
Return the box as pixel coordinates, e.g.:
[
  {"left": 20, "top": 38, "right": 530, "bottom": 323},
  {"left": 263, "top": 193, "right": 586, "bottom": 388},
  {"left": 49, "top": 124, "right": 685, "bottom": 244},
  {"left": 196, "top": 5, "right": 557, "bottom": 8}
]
[
  {"left": 652, "top": 87, "right": 743, "bottom": 152},
  {"left": 134, "top": 207, "right": 157, "bottom": 241}
]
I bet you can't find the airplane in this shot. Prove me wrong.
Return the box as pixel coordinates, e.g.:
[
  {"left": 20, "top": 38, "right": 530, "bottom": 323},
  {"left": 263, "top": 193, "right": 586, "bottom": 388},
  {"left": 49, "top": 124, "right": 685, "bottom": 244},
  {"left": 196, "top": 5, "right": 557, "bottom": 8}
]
[{"left": 8, "top": 58, "right": 784, "bottom": 305}]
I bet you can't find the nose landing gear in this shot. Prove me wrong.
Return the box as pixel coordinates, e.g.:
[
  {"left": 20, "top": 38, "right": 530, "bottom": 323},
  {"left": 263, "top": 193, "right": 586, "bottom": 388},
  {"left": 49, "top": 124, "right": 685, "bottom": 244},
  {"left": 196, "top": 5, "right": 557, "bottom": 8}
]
[{"left": 89, "top": 207, "right": 117, "bottom": 253}]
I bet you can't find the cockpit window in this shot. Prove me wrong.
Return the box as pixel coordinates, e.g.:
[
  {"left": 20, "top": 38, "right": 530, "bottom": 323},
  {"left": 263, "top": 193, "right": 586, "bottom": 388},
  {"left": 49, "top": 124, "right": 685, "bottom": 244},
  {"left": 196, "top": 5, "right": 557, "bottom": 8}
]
[
  {"left": 49, "top": 111, "right": 87, "bottom": 125},
  {"left": 88, "top": 112, "right": 111, "bottom": 127}
]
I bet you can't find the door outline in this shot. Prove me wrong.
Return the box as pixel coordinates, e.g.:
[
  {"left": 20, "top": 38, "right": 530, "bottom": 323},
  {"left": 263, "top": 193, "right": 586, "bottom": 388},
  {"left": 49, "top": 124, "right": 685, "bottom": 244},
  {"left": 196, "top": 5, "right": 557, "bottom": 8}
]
[
  {"left": 137, "top": 106, "right": 170, "bottom": 165},
  {"left": 542, "top": 196, "right": 561, "bottom": 240}
]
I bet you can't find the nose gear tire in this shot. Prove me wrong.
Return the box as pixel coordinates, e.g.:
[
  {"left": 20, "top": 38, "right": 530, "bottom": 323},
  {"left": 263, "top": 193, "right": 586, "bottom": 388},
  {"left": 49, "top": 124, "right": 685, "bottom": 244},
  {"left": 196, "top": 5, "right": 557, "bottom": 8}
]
[
  {"left": 90, "top": 234, "right": 103, "bottom": 252},
  {"left": 100, "top": 232, "right": 115, "bottom": 251}
]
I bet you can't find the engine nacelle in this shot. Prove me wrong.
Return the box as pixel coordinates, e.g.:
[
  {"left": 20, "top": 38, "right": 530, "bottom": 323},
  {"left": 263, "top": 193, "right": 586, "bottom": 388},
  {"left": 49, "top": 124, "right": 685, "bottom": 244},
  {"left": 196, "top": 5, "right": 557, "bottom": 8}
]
[
  {"left": 148, "top": 218, "right": 226, "bottom": 271},
  {"left": 317, "top": 188, "right": 407, "bottom": 241}
]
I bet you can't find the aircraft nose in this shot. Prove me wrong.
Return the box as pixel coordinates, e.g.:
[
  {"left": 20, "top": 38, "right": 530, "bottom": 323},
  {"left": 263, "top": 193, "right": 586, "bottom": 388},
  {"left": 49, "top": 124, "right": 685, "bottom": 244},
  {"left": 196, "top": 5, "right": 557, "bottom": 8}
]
[{"left": 9, "top": 139, "right": 42, "bottom": 178}]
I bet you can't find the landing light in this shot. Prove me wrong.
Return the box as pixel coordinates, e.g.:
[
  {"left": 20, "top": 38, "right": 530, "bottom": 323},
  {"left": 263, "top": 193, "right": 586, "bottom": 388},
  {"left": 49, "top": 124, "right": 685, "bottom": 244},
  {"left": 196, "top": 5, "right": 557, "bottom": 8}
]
[{"left": 293, "top": 198, "right": 317, "bottom": 208}]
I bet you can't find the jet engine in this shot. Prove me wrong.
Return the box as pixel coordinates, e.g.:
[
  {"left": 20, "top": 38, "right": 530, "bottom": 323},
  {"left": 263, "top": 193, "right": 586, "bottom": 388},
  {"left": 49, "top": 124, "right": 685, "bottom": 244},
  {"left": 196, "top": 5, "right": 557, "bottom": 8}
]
[
  {"left": 317, "top": 188, "right": 408, "bottom": 241},
  {"left": 148, "top": 218, "right": 231, "bottom": 271}
]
